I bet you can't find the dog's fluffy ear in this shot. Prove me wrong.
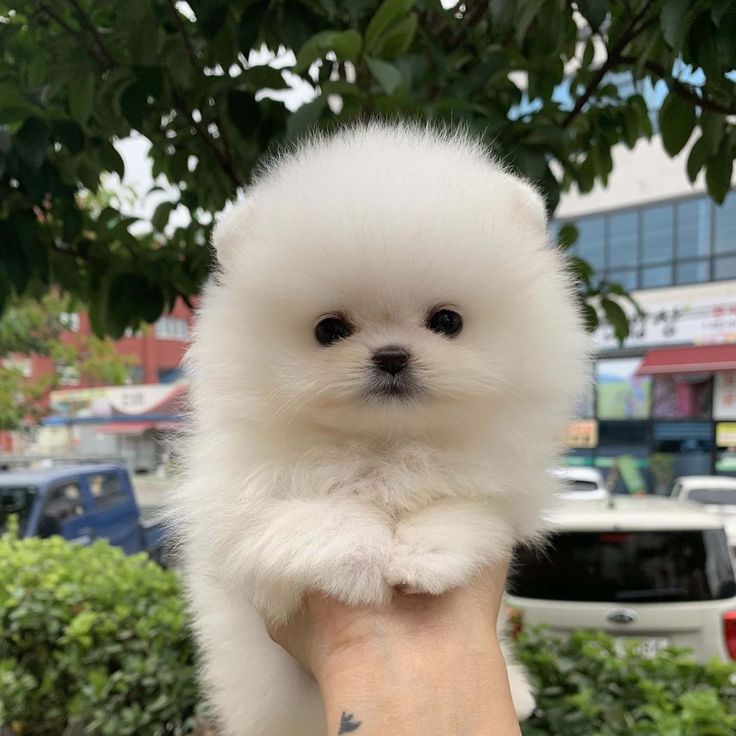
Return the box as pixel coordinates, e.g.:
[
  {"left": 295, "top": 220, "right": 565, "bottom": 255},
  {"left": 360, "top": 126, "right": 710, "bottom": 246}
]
[
  {"left": 513, "top": 179, "right": 548, "bottom": 233},
  {"left": 211, "top": 196, "right": 255, "bottom": 271}
]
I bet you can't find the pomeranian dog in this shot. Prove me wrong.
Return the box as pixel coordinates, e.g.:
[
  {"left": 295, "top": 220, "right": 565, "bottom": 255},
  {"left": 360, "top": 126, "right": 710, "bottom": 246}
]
[{"left": 173, "top": 124, "right": 588, "bottom": 736}]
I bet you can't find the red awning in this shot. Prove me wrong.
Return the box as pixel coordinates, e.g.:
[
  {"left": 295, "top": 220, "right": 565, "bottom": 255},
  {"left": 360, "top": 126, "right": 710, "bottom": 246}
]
[
  {"left": 637, "top": 344, "right": 736, "bottom": 375},
  {"left": 98, "top": 422, "right": 156, "bottom": 435}
]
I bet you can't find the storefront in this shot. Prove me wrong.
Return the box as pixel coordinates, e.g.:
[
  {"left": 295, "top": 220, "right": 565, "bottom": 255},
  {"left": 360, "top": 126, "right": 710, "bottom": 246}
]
[
  {"left": 565, "top": 282, "right": 736, "bottom": 491},
  {"left": 35, "top": 383, "right": 186, "bottom": 473}
]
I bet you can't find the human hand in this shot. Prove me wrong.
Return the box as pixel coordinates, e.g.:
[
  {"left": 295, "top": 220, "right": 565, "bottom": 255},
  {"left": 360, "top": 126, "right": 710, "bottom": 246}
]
[{"left": 268, "top": 562, "right": 521, "bottom": 736}]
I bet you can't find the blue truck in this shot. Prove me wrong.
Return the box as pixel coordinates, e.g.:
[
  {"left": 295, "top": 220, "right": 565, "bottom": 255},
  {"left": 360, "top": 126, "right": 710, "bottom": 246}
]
[{"left": 0, "top": 463, "right": 170, "bottom": 562}]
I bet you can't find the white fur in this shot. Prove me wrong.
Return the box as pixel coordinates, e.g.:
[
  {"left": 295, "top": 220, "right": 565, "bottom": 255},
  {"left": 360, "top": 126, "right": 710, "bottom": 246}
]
[{"left": 172, "top": 124, "right": 589, "bottom": 735}]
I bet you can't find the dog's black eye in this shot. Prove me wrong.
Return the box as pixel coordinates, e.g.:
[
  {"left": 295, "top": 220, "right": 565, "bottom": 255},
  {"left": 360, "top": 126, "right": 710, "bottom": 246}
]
[
  {"left": 315, "top": 315, "right": 352, "bottom": 346},
  {"left": 427, "top": 308, "right": 463, "bottom": 338}
]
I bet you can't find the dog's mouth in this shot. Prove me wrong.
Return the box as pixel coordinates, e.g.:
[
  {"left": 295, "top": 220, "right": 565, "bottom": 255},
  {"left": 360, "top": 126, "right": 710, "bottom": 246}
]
[{"left": 362, "top": 373, "right": 423, "bottom": 403}]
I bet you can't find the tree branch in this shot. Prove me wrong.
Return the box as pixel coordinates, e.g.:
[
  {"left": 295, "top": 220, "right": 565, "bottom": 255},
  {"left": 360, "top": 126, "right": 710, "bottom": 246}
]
[
  {"left": 38, "top": 2, "right": 109, "bottom": 68},
  {"left": 64, "top": 0, "right": 116, "bottom": 68},
  {"left": 39, "top": 1, "right": 243, "bottom": 190},
  {"left": 171, "top": 91, "right": 244, "bottom": 189},
  {"left": 562, "top": 6, "right": 658, "bottom": 128},
  {"left": 165, "top": 0, "right": 201, "bottom": 73},
  {"left": 632, "top": 58, "right": 736, "bottom": 116}
]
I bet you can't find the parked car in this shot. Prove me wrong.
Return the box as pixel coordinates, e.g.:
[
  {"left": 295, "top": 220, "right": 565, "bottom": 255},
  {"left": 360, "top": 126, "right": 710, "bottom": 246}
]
[
  {"left": 550, "top": 466, "right": 607, "bottom": 500},
  {"left": 671, "top": 475, "right": 736, "bottom": 551},
  {"left": 0, "top": 464, "right": 169, "bottom": 563},
  {"left": 507, "top": 496, "right": 736, "bottom": 662}
]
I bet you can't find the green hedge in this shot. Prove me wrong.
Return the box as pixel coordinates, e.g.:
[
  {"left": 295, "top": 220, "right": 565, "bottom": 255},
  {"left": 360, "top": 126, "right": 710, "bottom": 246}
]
[
  {"left": 0, "top": 529, "right": 198, "bottom": 736},
  {"left": 518, "top": 627, "right": 736, "bottom": 736},
  {"left": 2, "top": 531, "right": 735, "bottom": 736}
]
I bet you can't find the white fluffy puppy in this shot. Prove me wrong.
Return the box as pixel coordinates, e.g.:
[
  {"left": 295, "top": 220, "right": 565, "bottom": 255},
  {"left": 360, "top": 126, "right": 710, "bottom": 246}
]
[{"left": 174, "top": 124, "right": 588, "bottom": 736}]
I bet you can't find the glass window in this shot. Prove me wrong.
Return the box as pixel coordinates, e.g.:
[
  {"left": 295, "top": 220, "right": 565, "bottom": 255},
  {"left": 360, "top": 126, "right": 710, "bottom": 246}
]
[
  {"left": 155, "top": 317, "right": 189, "bottom": 341},
  {"left": 89, "top": 473, "right": 127, "bottom": 510},
  {"left": 39, "top": 483, "right": 83, "bottom": 537},
  {"left": 651, "top": 376, "right": 712, "bottom": 419},
  {"left": 0, "top": 485, "right": 37, "bottom": 535},
  {"left": 508, "top": 530, "right": 736, "bottom": 602},
  {"left": 676, "top": 198, "right": 711, "bottom": 259},
  {"left": 688, "top": 488, "right": 736, "bottom": 506},
  {"left": 714, "top": 255, "right": 736, "bottom": 281},
  {"left": 714, "top": 192, "right": 736, "bottom": 254},
  {"left": 576, "top": 217, "right": 605, "bottom": 270},
  {"left": 641, "top": 264, "right": 672, "bottom": 288},
  {"left": 158, "top": 367, "right": 181, "bottom": 383},
  {"left": 596, "top": 359, "right": 651, "bottom": 420},
  {"left": 608, "top": 211, "right": 638, "bottom": 268},
  {"left": 676, "top": 259, "right": 709, "bottom": 284},
  {"left": 606, "top": 268, "right": 638, "bottom": 291},
  {"left": 642, "top": 204, "right": 674, "bottom": 264}
]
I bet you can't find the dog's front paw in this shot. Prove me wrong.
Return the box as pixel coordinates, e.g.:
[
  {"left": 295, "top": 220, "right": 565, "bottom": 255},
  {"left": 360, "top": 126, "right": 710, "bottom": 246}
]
[
  {"left": 324, "top": 550, "right": 393, "bottom": 606},
  {"left": 385, "top": 540, "right": 476, "bottom": 595}
]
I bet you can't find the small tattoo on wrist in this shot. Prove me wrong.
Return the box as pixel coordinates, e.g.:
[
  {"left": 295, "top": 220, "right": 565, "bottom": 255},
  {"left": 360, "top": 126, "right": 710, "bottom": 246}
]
[{"left": 338, "top": 711, "right": 361, "bottom": 733}]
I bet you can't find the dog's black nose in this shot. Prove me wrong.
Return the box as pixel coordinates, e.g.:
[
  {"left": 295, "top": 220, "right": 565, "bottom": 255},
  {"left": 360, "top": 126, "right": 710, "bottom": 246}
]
[{"left": 373, "top": 346, "right": 410, "bottom": 375}]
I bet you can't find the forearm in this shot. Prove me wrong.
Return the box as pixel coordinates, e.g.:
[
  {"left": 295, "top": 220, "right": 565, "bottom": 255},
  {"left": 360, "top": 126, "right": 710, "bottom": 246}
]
[{"left": 316, "top": 632, "right": 522, "bottom": 736}]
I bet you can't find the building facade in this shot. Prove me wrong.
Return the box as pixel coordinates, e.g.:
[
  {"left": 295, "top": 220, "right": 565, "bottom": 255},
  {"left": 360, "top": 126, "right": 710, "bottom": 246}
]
[
  {"left": 24, "top": 297, "right": 194, "bottom": 388},
  {"left": 558, "top": 138, "right": 736, "bottom": 490}
]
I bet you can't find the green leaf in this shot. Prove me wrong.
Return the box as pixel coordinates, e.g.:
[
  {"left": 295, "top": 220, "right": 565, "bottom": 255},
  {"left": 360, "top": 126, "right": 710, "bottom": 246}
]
[
  {"left": 700, "top": 111, "right": 724, "bottom": 155},
  {"left": 490, "top": 0, "right": 515, "bottom": 30},
  {"left": 120, "top": 82, "right": 148, "bottom": 130},
  {"left": 237, "top": 0, "right": 270, "bottom": 53},
  {"left": 660, "top": 0, "right": 690, "bottom": 49},
  {"left": 371, "top": 15, "right": 417, "bottom": 59},
  {"left": 241, "top": 65, "right": 287, "bottom": 91},
  {"left": 68, "top": 73, "right": 95, "bottom": 126},
  {"left": 15, "top": 118, "right": 49, "bottom": 171},
  {"left": 600, "top": 297, "right": 629, "bottom": 343},
  {"left": 659, "top": 93, "right": 696, "bottom": 156},
  {"left": 194, "top": 0, "right": 228, "bottom": 39},
  {"left": 365, "top": 56, "right": 402, "bottom": 95},
  {"left": 98, "top": 143, "right": 125, "bottom": 178},
  {"left": 705, "top": 140, "right": 734, "bottom": 204},
  {"left": 686, "top": 135, "right": 707, "bottom": 183},
  {"left": 515, "top": 0, "right": 546, "bottom": 45},
  {"left": 227, "top": 89, "right": 259, "bottom": 138},
  {"left": 581, "top": 302, "right": 599, "bottom": 332},
  {"left": 53, "top": 120, "right": 84, "bottom": 154},
  {"left": 286, "top": 96, "right": 327, "bottom": 139},
  {"left": 365, "top": 0, "right": 415, "bottom": 53},
  {"left": 557, "top": 223, "right": 579, "bottom": 250},
  {"left": 152, "top": 202, "right": 176, "bottom": 231},
  {"left": 0, "top": 83, "right": 39, "bottom": 124},
  {"left": 577, "top": 0, "right": 609, "bottom": 32},
  {"left": 294, "top": 29, "right": 362, "bottom": 73}
]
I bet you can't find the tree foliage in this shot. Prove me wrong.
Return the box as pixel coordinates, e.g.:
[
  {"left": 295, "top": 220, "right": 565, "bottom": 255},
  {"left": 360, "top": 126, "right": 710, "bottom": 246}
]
[
  {"left": 0, "top": 0, "right": 734, "bottom": 336},
  {"left": 0, "top": 293, "right": 137, "bottom": 429}
]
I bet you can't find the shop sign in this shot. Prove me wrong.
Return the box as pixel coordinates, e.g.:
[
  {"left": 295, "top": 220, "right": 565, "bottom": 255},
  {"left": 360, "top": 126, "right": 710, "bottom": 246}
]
[
  {"left": 596, "top": 294, "right": 736, "bottom": 350},
  {"left": 714, "top": 371, "right": 736, "bottom": 420},
  {"left": 565, "top": 420, "right": 598, "bottom": 448},
  {"left": 716, "top": 423, "right": 736, "bottom": 448},
  {"left": 50, "top": 383, "right": 185, "bottom": 417}
]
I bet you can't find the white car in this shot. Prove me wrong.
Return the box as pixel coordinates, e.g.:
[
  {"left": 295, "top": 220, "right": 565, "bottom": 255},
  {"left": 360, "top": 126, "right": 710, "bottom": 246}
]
[
  {"left": 671, "top": 476, "right": 736, "bottom": 551},
  {"left": 507, "top": 497, "right": 736, "bottom": 662},
  {"left": 550, "top": 466, "right": 608, "bottom": 500}
]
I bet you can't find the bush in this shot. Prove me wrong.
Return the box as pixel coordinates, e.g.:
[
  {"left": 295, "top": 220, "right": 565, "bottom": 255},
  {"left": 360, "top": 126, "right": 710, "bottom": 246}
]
[
  {"left": 517, "top": 627, "right": 736, "bottom": 736},
  {"left": 0, "top": 528, "right": 199, "bottom": 736},
  {"left": 3, "top": 529, "right": 735, "bottom": 736}
]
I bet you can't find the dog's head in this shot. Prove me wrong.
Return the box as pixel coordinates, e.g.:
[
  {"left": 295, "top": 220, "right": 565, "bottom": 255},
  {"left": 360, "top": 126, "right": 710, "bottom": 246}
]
[{"left": 192, "top": 125, "right": 587, "bottom": 445}]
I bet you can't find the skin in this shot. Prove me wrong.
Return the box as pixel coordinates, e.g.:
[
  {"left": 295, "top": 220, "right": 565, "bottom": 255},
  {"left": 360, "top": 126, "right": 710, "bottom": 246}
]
[{"left": 269, "top": 562, "right": 522, "bottom": 736}]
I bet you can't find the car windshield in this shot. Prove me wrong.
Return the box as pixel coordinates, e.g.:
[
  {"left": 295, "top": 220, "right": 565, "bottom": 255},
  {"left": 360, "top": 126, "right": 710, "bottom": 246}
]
[
  {"left": 688, "top": 488, "right": 736, "bottom": 506},
  {"left": 566, "top": 480, "right": 601, "bottom": 492},
  {"left": 0, "top": 486, "right": 37, "bottom": 535},
  {"left": 509, "top": 529, "right": 736, "bottom": 603}
]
